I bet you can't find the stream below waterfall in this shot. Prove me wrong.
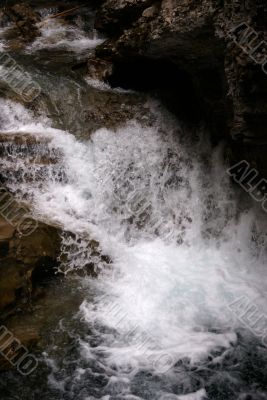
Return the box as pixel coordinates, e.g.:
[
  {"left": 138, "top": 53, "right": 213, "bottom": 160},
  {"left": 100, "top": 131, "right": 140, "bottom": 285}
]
[{"left": 0, "top": 4, "right": 267, "bottom": 400}]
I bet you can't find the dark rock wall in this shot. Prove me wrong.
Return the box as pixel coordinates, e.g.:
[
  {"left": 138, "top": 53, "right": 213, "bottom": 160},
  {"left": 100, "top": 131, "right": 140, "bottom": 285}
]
[{"left": 93, "top": 0, "right": 267, "bottom": 173}]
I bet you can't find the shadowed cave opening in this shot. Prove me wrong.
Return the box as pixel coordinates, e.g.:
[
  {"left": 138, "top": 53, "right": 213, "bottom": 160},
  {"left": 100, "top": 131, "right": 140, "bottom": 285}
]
[
  {"left": 106, "top": 56, "right": 232, "bottom": 144},
  {"left": 107, "top": 57, "right": 202, "bottom": 125}
]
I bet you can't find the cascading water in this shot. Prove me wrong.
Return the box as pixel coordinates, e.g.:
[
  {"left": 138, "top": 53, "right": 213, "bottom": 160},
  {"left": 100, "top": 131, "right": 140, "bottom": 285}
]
[{"left": 0, "top": 4, "right": 267, "bottom": 400}]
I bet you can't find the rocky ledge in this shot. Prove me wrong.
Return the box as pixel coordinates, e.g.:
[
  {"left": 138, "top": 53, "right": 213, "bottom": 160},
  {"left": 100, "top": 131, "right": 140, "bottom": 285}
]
[{"left": 91, "top": 0, "right": 267, "bottom": 174}]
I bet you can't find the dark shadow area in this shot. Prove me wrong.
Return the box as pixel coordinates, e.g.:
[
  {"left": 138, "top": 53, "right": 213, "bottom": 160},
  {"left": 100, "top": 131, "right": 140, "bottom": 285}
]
[
  {"left": 108, "top": 58, "right": 202, "bottom": 125},
  {"left": 32, "top": 256, "right": 59, "bottom": 287},
  {"left": 0, "top": 241, "right": 9, "bottom": 257}
]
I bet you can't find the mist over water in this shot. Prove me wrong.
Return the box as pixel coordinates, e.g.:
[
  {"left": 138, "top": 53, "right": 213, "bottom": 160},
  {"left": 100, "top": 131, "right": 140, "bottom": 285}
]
[{"left": 0, "top": 6, "right": 267, "bottom": 400}]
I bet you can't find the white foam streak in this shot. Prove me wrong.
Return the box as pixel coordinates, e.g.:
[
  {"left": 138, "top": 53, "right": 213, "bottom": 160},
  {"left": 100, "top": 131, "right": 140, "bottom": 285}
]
[
  {"left": 85, "top": 77, "right": 134, "bottom": 93},
  {"left": 28, "top": 19, "right": 104, "bottom": 53}
]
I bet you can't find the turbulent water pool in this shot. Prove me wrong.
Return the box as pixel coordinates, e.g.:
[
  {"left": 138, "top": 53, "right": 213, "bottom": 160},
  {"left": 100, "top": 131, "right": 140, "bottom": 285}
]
[{"left": 0, "top": 5, "right": 267, "bottom": 400}]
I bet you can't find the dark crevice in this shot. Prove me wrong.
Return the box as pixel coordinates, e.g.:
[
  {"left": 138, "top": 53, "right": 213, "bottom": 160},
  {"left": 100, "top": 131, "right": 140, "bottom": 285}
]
[
  {"left": 0, "top": 241, "right": 9, "bottom": 257},
  {"left": 32, "top": 256, "right": 59, "bottom": 287},
  {"left": 108, "top": 58, "right": 203, "bottom": 125}
]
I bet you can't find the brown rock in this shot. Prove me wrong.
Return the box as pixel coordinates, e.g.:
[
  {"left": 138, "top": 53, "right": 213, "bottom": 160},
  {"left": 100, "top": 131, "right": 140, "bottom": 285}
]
[
  {"left": 0, "top": 216, "right": 15, "bottom": 241},
  {"left": 142, "top": 4, "right": 160, "bottom": 18},
  {"left": 87, "top": 56, "right": 114, "bottom": 81},
  {"left": 3, "top": 2, "right": 41, "bottom": 43}
]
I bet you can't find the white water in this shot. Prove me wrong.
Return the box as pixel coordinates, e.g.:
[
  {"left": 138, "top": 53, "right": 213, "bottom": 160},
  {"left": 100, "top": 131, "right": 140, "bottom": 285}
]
[
  {"left": 1, "top": 97, "right": 267, "bottom": 398},
  {"left": 28, "top": 19, "right": 104, "bottom": 53},
  {"left": 85, "top": 76, "right": 134, "bottom": 93}
]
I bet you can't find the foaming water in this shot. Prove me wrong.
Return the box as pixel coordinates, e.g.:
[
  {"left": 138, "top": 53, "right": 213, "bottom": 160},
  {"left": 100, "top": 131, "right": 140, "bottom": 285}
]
[
  {"left": 1, "top": 98, "right": 267, "bottom": 398},
  {"left": 28, "top": 19, "right": 104, "bottom": 53},
  {"left": 85, "top": 77, "right": 134, "bottom": 93},
  {"left": 1, "top": 101, "right": 267, "bottom": 400},
  {"left": 0, "top": 98, "right": 50, "bottom": 131}
]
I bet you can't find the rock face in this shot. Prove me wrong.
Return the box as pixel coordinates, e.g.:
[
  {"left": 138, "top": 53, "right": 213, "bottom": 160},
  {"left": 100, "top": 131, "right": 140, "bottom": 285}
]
[
  {"left": 3, "top": 2, "right": 41, "bottom": 42},
  {"left": 95, "top": 0, "right": 155, "bottom": 33},
  {"left": 0, "top": 217, "right": 61, "bottom": 319},
  {"left": 93, "top": 0, "right": 267, "bottom": 173}
]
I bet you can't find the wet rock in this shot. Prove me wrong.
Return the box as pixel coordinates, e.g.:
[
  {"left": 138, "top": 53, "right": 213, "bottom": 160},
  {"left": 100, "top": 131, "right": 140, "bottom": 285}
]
[
  {"left": 0, "top": 134, "right": 64, "bottom": 320},
  {"left": 142, "top": 4, "right": 160, "bottom": 19},
  {"left": 0, "top": 221, "right": 61, "bottom": 318},
  {"left": 58, "top": 232, "right": 112, "bottom": 277},
  {"left": 3, "top": 2, "right": 41, "bottom": 43},
  {"left": 0, "top": 318, "right": 40, "bottom": 372},
  {"left": 0, "top": 132, "right": 65, "bottom": 184},
  {"left": 93, "top": 0, "right": 267, "bottom": 174},
  {"left": 95, "top": 0, "right": 155, "bottom": 34},
  {"left": 67, "top": 77, "right": 151, "bottom": 134},
  {"left": 0, "top": 216, "right": 15, "bottom": 241},
  {"left": 88, "top": 56, "right": 114, "bottom": 81}
]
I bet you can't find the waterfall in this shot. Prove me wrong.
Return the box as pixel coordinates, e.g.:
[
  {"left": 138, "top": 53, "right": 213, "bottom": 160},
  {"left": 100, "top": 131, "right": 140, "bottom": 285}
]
[
  {"left": 0, "top": 4, "right": 267, "bottom": 400},
  {"left": 1, "top": 95, "right": 267, "bottom": 399}
]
